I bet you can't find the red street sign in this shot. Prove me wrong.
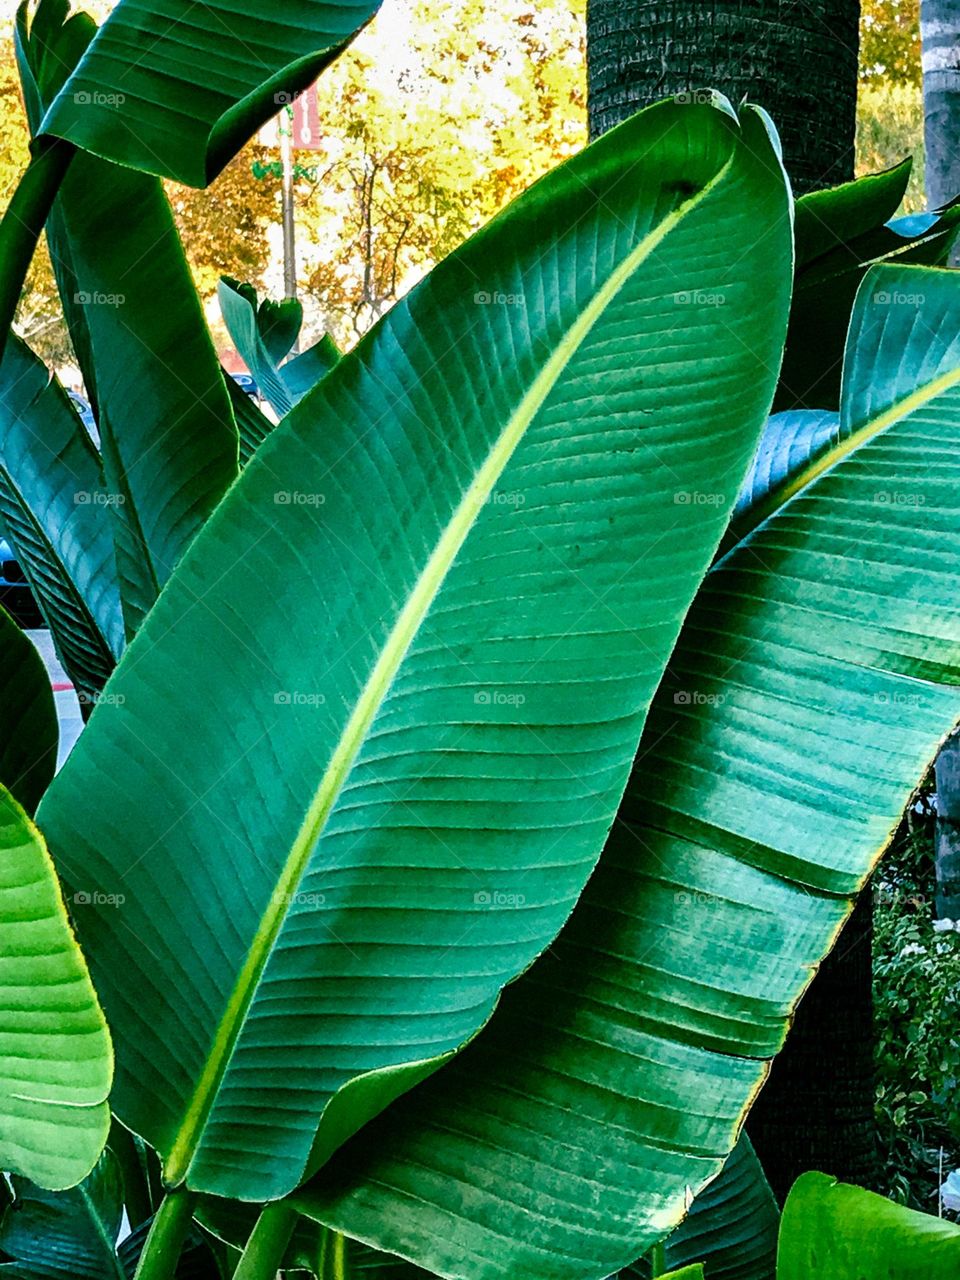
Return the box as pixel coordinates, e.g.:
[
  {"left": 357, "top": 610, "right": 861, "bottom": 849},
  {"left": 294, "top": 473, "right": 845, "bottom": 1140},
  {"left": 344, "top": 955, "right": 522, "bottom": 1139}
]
[
  {"left": 291, "top": 85, "right": 322, "bottom": 150},
  {"left": 259, "top": 85, "right": 323, "bottom": 150}
]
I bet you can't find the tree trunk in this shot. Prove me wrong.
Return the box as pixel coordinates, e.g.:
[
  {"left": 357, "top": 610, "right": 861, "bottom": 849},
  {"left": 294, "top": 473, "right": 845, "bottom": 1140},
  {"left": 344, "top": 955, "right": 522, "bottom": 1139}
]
[
  {"left": 586, "top": 0, "right": 878, "bottom": 1198},
  {"left": 586, "top": 0, "right": 860, "bottom": 194},
  {"left": 922, "top": 0, "right": 960, "bottom": 209},
  {"left": 747, "top": 893, "right": 881, "bottom": 1201},
  {"left": 934, "top": 730, "right": 960, "bottom": 918}
]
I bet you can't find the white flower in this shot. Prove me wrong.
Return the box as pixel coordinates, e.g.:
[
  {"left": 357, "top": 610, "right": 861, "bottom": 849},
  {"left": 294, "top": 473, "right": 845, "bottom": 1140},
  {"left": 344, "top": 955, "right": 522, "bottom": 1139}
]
[
  {"left": 932, "top": 918, "right": 956, "bottom": 933},
  {"left": 941, "top": 1169, "right": 960, "bottom": 1212},
  {"left": 900, "top": 943, "right": 926, "bottom": 957}
]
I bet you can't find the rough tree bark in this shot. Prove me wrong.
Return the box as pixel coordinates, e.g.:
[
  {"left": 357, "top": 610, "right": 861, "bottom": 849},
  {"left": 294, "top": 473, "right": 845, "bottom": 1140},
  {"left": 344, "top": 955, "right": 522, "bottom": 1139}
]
[
  {"left": 747, "top": 894, "right": 880, "bottom": 1200},
  {"left": 587, "top": 0, "right": 860, "bottom": 194},
  {"left": 934, "top": 732, "right": 960, "bottom": 919},
  {"left": 586, "top": 0, "right": 880, "bottom": 1198},
  {"left": 922, "top": 0, "right": 960, "bottom": 210}
]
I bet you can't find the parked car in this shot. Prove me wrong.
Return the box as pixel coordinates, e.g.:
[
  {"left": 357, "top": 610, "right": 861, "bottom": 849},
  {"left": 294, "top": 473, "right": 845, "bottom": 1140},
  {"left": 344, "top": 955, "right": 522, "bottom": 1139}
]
[
  {"left": 0, "top": 535, "right": 42, "bottom": 627},
  {"left": 67, "top": 389, "right": 99, "bottom": 444}
]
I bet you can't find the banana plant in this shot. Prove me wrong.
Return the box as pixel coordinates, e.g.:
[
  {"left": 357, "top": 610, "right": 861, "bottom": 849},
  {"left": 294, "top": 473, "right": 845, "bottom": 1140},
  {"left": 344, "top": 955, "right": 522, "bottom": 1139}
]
[
  {"left": 37, "top": 92, "right": 792, "bottom": 1236},
  {"left": 286, "top": 261, "right": 960, "bottom": 1278},
  {"left": 1, "top": 3, "right": 960, "bottom": 1278}
]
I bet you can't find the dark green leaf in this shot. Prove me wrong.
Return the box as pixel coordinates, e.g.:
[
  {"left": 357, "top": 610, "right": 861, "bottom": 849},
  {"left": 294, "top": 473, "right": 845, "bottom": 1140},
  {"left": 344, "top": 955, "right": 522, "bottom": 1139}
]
[
  {"left": 776, "top": 163, "right": 960, "bottom": 411},
  {"left": 38, "top": 0, "right": 385, "bottom": 186},
  {"left": 16, "top": 0, "right": 240, "bottom": 637},
  {"left": 0, "top": 333, "right": 123, "bottom": 704},
  {"left": 0, "top": 602, "right": 57, "bottom": 816},
  {"left": 622, "top": 1138, "right": 778, "bottom": 1280}
]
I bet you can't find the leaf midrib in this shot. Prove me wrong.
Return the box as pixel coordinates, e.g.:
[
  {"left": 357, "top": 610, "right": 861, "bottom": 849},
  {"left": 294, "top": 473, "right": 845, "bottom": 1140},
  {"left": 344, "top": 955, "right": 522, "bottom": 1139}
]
[
  {"left": 164, "top": 150, "right": 734, "bottom": 1185},
  {"left": 725, "top": 359, "right": 960, "bottom": 557}
]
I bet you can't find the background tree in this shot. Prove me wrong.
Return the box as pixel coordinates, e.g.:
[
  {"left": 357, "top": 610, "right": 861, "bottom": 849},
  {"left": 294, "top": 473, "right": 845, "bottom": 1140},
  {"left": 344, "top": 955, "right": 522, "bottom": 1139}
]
[
  {"left": 858, "top": 0, "right": 924, "bottom": 210},
  {"left": 862, "top": 0, "right": 920, "bottom": 84},
  {"left": 921, "top": 1, "right": 960, "bottom": 210},
  {"left": 586, "top": 0, "right": 860, "bottom": 193},
  {"left": 300, "top": 0, "right": 586, "bottom": 347}
]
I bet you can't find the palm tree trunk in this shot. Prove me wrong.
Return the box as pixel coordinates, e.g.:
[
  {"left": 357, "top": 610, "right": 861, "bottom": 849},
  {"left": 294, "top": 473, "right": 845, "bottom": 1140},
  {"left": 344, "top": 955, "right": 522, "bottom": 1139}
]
[
  {"left": 747, "top": 894, "right": 880, "bottom": 1200},
  {"left": 921, "top": 1, "right": 960, "bottom": 905},
  {"left": 922, "top": 0, "right": 960, "bottom": 209},
  {"left": 586, "top": 0, "right": 860, "bottom": 194},
  {"left": 935, "top": 731, "right": 960, "bottom": 918},
  {"left": 586, "top": 0, "right": 879, "bottom": 1197}
]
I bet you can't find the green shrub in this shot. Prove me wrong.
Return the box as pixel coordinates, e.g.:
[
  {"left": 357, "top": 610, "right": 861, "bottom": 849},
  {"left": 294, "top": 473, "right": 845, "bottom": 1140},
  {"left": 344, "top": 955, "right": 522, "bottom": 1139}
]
[{"left": 874, "top": 812, "right": 960, "bottom": 1212}]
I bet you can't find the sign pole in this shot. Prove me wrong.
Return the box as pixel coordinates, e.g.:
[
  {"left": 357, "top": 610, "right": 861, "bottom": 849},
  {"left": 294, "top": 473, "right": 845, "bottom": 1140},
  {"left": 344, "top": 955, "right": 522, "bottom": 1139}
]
[{"left": 279, "top": 106, "right": 298, "bottom": 306}]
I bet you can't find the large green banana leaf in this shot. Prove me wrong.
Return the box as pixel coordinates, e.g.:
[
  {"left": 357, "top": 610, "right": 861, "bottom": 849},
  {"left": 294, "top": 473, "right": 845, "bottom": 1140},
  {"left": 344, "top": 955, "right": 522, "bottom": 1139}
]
[
  {"left": 0, "top": 604, "right": 57, "bottom": 816},
  {"left": 775, "top": 160, "right": 960, "bottom": 412},
  {"left": 0, "top": 775, "right": 110, "bottom": 1185},
  {"left": 622, "top": 1138, "right": 778, "bottom": 1280},
  {"left": 0, "top": 334, "right": 123, "bottom": 703},
  {"left": 15, "top": 0, "right": 239, "bottom": 639},
  {"left": 37, "top": 96, "right": 792, "bottom": 1203},
  {"left": 36, "top": 0, "right": 384, "bottom": 186},
  {"left": 777, "top": 1173, "right": 960, "bottom": 1278},
  {"left": 291, "top": 260, "right": 960, "bottom": 1278}
]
